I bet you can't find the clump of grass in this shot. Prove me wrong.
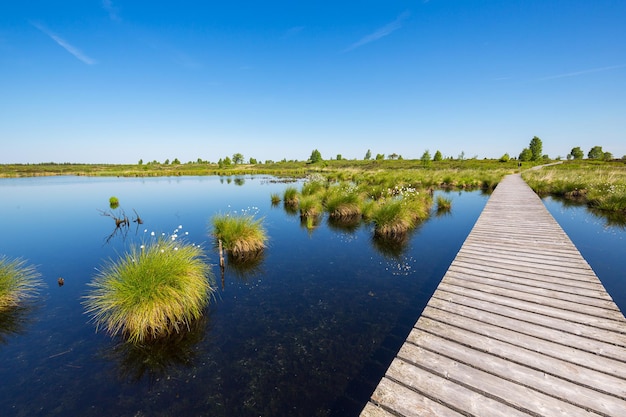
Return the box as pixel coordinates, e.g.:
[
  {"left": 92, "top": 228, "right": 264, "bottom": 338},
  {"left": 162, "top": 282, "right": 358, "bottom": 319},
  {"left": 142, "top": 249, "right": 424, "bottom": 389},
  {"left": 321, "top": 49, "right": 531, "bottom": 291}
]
[
  {"left": 325, "top": 189, "right": 362, "bottom": 220},
  {"left": 270, "top": 193, "right": 281, "bottom": 205},
  {"left": 283, "top": 186, "right": 299, "bottom": 207},
  {"left": 109, "top": 196, "right": 120, "bottom": 209},
  {"left": 212, "top": 214, "right": 268, "bottom": 257},
  {"left": 371, "top": 200, "right": 416, "bottom": 239},
  {"left": 0, "top": 256, "right": 42, "bottom": 311},
  {"left": 299, "top": 195, "right": 323, "bottom": 219},
  {"left": 436, "top": 195, "right": 452, "bottom": 211},
  {"left": 84, "top": 238, "right": 214, "bottom": 343}
]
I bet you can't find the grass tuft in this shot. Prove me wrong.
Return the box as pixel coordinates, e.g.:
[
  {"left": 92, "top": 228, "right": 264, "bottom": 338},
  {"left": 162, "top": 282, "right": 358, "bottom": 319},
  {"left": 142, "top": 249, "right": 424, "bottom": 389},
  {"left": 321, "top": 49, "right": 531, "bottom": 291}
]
[
  {"left": 0, "top": 256, "right": 42, "bottom": 311},
  {"left": 84, "top": 238, "right": 214, "bottom": 343},
  {"left": 212, "top": 214, "right": 268, "bottom": 257}
]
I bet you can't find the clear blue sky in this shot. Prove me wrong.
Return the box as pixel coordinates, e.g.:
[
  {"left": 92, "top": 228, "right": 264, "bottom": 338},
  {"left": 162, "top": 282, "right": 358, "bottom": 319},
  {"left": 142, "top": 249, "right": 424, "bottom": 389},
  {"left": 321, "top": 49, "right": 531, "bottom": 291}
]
[{"left": 1, "top": 0, "right": 625, "bottom": 164}]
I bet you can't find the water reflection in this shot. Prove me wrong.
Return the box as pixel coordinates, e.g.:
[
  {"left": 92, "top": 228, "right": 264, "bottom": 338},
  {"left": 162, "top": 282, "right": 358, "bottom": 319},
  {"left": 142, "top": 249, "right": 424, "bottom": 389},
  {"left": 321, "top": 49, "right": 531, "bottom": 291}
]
[
  {"left": 225, "top": 251, "right": 265, "bottom": 281},
  {"left": 549, "top": 196, "right": 626, "bottom": 228},
  {"left": 0, "top": 306, "right": 34, "bottom": 345},
  {"left": 105, "top": 315, "right": 209, "bottom": 383}
]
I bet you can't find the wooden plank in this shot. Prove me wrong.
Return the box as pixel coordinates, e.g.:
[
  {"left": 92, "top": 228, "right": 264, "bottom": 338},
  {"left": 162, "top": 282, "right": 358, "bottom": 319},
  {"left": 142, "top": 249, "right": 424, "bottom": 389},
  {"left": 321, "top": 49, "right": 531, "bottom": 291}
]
[
  {"left": 408, "top": 329, "right": 626, "bottom": 416},
  {"left": 361, "top": 174, "right": 626, "bottom": 417},
  {"left": 427, "top": 296, "right": 626, "bottom": 359}
]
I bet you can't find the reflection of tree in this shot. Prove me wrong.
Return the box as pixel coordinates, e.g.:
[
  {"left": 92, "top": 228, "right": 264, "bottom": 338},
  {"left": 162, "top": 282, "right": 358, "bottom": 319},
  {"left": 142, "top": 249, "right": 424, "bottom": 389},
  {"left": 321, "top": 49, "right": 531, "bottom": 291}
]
[
  {"left": 0, "top": 306, "right": 33, "bottom": 345},
  {"left": 233, "top": 177, "right": 245, "bottom": 186},
  {"left": 105, "top": 315, "right": 208, "bottom": 383}
]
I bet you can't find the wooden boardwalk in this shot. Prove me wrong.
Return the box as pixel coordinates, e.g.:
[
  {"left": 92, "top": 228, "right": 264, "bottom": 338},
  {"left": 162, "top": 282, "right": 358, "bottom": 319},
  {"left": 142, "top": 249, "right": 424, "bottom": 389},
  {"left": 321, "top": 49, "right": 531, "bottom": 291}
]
[{"left": 361, "top": 174, "right": 626, "bottom": 417}]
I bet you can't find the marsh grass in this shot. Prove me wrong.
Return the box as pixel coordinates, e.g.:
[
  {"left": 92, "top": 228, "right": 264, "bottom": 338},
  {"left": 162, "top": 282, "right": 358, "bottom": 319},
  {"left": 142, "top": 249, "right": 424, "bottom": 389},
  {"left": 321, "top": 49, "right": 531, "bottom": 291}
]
[
  {"left": 299, "top": 195, "right": 323, "bottom": 219},
  {"left": 0, "top": 256, "right": 42, "bottom": 311},
  {"left": 270, "top": 193, "right": 281, "bottom": 205},
  {"left": 283, "top": 187, "right": 299, "bottom": 207},
  {"left": 84, "top": 238, "right": 214, "bottom": 344},
  {"left": 324, "top": 188, "right": 362, "bottom": 220},
  {"left": 436, "top": 195, "right": 452, "bottom": 211},
  {"left": 212, "top": 214, "right": 268, "bottom": 257},
  {"left": 523, "top": 163, "right": 626, "bottom": 214}
]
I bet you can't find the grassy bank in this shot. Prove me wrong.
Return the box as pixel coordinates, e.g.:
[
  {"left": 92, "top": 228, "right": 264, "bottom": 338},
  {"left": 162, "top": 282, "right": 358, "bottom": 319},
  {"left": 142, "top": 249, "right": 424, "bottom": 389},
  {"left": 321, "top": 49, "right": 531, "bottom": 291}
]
[{"left": 523, "top": 161, "right": 626, "bottom": 213}]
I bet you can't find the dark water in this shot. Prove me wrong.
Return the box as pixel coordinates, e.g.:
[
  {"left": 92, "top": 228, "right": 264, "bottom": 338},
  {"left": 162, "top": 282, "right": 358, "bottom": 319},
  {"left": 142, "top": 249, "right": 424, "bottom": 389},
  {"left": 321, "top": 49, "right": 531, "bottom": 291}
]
[{"left": 0, "top": 176, "right": 623, "bottom": 416}]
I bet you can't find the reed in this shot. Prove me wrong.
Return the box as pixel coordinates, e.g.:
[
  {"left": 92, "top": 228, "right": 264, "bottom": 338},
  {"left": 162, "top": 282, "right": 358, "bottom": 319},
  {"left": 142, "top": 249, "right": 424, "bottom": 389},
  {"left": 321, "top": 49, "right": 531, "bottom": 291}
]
[
  {"left": 212, "top": 214, "right": 268, "bottom": 257},
  {"left": 84, "top": 238, "right": 214, "bottom": 343},
  {"left": 0, "top": 256, "right": 42, "bottom": 311}
]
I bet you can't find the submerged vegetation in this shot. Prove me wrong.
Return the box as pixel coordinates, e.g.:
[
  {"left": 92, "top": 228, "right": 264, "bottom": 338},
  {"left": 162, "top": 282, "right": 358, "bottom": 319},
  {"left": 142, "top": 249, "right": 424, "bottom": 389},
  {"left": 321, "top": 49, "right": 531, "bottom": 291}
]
[
  {"left": 84, "top": 237, "right": 214, "bottom": 344},
  {"left": 0, "top": 256, "right": 42, "bottom": 311},
  {"left": 211, "top": 214, "right": 268, "bottom": 258}
]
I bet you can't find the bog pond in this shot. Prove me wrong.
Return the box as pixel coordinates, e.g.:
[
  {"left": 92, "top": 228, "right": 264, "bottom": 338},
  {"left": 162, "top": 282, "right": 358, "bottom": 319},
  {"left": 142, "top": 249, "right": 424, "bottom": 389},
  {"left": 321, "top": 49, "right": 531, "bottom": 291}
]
[{"left": 0, "top": 175, "right": 624, "bottom": 416}]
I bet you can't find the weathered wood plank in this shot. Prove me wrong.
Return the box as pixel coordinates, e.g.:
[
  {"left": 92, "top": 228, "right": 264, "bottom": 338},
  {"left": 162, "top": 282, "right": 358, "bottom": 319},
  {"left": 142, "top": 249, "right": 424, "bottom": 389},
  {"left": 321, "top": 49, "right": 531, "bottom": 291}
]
[{"left": 361, "top": 174, "right": 626, "bottom": 417}]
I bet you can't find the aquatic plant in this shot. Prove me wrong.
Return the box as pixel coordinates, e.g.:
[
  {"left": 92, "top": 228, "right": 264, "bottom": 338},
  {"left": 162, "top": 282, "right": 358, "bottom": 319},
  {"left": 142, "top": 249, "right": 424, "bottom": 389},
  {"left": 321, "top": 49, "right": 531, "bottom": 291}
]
[
  {"left": 0, "top": 256, "right": 42, "bottom": 311},
  {"left": 109, "top": 196, "right": 120, "bottom": 209},
  {"left": 436, "top": 195, "right": 452, "bottom": 211},
  {"left": 324, "top": 187, "right": 362, "bottom": 220},
  {"left": 84, "top": 236, "right": 214, "bottom": 343},
  {"left": 371, "top": 200, "right": 415, "bottom": 238},
  {"left": 212, "top": 214, "right": 268, "bottom": 257},
  {"left": 270, "top": 193, "right": 281, "bottom": 205},
  {"left": 283, "top": 186, "right": 299, "bottom": 207},
  {"left": 299, "top": 195, "right": 323, "bottom": 219}
]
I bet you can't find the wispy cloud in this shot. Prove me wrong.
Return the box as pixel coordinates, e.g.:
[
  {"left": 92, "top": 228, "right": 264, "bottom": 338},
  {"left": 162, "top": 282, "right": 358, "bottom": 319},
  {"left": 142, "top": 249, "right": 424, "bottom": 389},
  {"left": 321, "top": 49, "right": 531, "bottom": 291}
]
[
  {"left": 540, "top": 64, "right": 626, "bottom": 80},
  {"left": 102, "top": 0, "right": 121, "bottom": 22},
  {"left": 31, "top": 21, "right": 96, "bottom": 65},
  {"left": 344, "top": 10, "right": 410, "bottom": 52},
  {"left": 283, "top": 26, "right": 305, "bottom": 39}
]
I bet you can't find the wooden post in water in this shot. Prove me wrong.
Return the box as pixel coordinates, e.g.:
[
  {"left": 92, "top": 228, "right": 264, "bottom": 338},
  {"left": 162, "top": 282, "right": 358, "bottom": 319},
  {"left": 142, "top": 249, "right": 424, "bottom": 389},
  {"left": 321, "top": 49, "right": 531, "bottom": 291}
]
[{"left": 218, "top": 239, "right": 225, "bottom": 289}]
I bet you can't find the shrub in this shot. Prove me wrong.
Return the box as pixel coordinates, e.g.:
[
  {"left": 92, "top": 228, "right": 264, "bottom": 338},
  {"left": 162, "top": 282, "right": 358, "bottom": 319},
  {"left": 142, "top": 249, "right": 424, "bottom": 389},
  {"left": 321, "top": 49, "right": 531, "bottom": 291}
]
[
  {"left": 0, "top": 256, "right": 42, "bottom": 311},
  {"left": 84, "top": 238, "right": 214, "bottom": 343}
]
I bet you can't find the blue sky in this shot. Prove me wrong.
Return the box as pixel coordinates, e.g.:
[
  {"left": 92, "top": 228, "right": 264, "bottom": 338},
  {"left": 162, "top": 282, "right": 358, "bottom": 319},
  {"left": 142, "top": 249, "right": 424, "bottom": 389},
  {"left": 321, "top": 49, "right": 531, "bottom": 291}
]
[{"left": 1, "top": 0, "right": 625, "bottom": 164}]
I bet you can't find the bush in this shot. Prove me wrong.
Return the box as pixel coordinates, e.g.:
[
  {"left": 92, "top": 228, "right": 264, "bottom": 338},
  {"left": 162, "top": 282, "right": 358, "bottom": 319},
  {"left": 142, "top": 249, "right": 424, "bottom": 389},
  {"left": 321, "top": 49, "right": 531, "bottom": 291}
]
[{"left": 84, "top": 238, "right": 214, "bottom": 343}]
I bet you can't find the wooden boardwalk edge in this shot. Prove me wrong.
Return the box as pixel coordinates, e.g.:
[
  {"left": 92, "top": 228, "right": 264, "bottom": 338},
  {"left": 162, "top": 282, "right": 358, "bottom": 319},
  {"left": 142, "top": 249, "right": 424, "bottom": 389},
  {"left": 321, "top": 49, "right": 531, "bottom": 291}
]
[{"left": 360, "top": 174, "right": 626, "bottom": 417}]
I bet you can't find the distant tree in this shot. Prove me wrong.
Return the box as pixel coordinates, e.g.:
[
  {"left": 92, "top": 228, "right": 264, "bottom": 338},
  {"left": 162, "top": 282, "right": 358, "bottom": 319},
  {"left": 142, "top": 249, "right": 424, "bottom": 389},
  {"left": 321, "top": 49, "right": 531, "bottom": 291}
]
[
  {"left": 499, "top": 153, "right": 510, "bottom": 162},
  {"left": 249, "top": 157, "right": 258, "bottom": 164},
  {"left": 398, "top": 155, "right": 403, "bottom": 160},
  {"left": 336, "top": 154, "right": 342, "bottom": 161},
  {"left": 164, "top": 159, "right": 170, "bottom": 165},
  {"left": 375, "top": 153, "right": 385, "bottom": 160},
  {"left": 232, "top": 153, "right": 244, "bottom": 165},
  {"left": 433, "top": 150, "right": 443, "bottom": 162},
  {"left": 529, "top": 136, "right": 543, "bottom": 161},
  {"left": 588, "top": 146, "right": 604, "bottom": 160},
  {"left": 421, "top": 149, "right": 432, "bottom": 167},
  {"left": 223, "top": 156, "right": 232, "bottom": 166},
  {"left": 309, "top": 149, "right": 323, "bottom": 163},
  {"left": 603, "top": 152, "right": 613, "bottom": 161},
  {"left": 519, "top": 148, "right": 532, "bottom": 161},
  {"left": 569, "top": 147, "right": 584, "bottom": 160},
  {"left": 388, "top": 153, "right": 399, "bottom": 160},
  {"left": 138, "top": 159, "right": 143, "bottom": 165},
  {"left": 364, "top": 149, "right": 372, "bottom": 160},
  {"left": 172, "top": 158, "right": 180, "bottom": 165},
  {"left": 196, "top": 158, "right": 203, "bottom": 164},
  {"left": 458, "top": 151, "right": 465, "bottom": 161}
]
